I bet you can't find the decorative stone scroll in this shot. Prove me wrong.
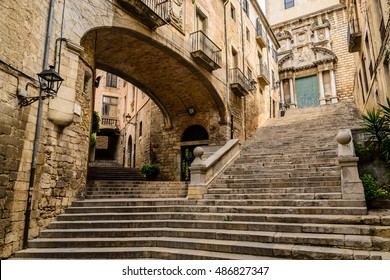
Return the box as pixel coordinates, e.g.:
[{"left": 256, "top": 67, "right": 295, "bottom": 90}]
[{"left": 168, "top": 0, "right": 184, "bottom": 32}]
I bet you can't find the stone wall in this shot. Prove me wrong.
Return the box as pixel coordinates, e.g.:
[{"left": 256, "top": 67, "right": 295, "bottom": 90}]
[{"left": 0, "top": 0, "right": 281, "bottom": 258}]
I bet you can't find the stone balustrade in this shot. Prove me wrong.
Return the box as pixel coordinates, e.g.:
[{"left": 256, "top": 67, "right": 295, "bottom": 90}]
[
  {"left": 188, "top": 139, "right": 240, "bottom": 199},
  {"left": 336, "top": 129, "right": 366, "bottom": 206}
]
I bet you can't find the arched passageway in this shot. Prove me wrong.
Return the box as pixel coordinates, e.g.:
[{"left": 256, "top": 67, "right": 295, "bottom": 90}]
[{"left": 82, "top": 27, "right": 227, "bottom": 128}]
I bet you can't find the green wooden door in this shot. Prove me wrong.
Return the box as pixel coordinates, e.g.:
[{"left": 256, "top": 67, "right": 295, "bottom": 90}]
[{"left": 296, "top": 75, "right": 319, "bottom": 108}]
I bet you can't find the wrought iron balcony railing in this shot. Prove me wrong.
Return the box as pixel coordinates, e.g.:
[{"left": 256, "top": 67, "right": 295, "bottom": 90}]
[
  {"left": 348, "top": 19, "right": 362, "bottom": 53},
  {"left": 116, "top": 0, "right": 169, "bottom": 30},
  {"left": 256, "top": 18, "right": 267, "bottom": 48},
  {"left": 230, "top": 68, "right": 251, "bottom": 96},
  {"left": 257, "top": 63, "right": 270, "bottom": 86},
  {"left": 190, "top": 30, "right": 222, "bottom": 72}
]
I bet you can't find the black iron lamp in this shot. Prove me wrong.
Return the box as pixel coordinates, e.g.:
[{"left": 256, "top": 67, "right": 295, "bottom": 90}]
[
  {"left": 125, "top": 113, "right": 131, "bottom": 123},
  {"left": 38, "top": 65, "right": 64, "bottom": 97},
  {"left": 19, "top": 65, "right": 64, "bottom": 107}
]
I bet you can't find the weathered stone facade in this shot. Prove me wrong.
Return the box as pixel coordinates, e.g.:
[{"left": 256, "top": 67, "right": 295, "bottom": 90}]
[
  {"left": 341, "top": 0, "right": 390, "bottom": 111},
  {"left": 0, "top": 0, "right": 280, "bottom": 258}
]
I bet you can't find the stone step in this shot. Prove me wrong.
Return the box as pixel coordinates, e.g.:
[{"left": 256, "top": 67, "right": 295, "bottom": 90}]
[
  {"left": 19, "top": 237, "right": 390, "bottom": 260},
  {"left": 209, "top": 183, "right": 341, "bottom": 189},
  {"left": 215, "top": 177, "right": 341, "bottom": 185},
  {"left": 85, "top": 194, "right": 187, "bottom": 199},
  {"left": 44, "top": 220, "right": 387, "bottom": 236},
  {"left": 55, "top": 212, "right": 390, "bottom": 226},
  {"left": 226, "top": 165, "right": 340, "bottom": 172},
  {"left": 71, "top": 198, "right": 196, "bottom": 207},
  {"left": 64, "top": 205, "right": 368, "bottom": 215},
  {"left": 203, "top": 193, "right": 342, "bottom": 200},
  {"left": 205, "top": 187, "right": 341, "bottom": 195},
  {"left": 220, "top": 171, "right": 341, "bottom": 179},
  {"left": 198, "top": 199, "right": 365, "bottom": 207},
  {"left": 12, "top": 247, "right": 282, "bottom": 260},
  {"left": 28, "top": 228, "right": 390, "bottom": 252}
]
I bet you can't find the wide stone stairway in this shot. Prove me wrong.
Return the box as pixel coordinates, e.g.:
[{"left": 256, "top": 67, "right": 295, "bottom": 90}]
[{"left": 15, "top": 103, "right": 390, "bottom": 259}]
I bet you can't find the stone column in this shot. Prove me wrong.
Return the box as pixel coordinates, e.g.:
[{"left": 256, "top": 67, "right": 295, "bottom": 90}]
[
  {"left": 280, "top": 80, "right": 285, "bottom": 104},
  {"left": 289, "top": 78, "right": 296, "bottom": 109},
  {"left": 318, "top": 71, "right": 326, "bottom": 105},
  {"left": 330, "top": 69, "right": 338, "bottom": 103}
]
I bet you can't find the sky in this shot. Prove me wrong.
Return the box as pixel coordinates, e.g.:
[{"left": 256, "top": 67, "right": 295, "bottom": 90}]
[{"left": 257, "top": 0, "right": 266, "bottom": 13}]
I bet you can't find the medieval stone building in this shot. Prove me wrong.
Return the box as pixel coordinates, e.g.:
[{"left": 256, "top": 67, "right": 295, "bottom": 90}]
[
  {"left": 266, "top": 0, "right": 356, "bottom": 109},
  {"left": 0, "top": 0, "right": 280, "bottom": 258}
]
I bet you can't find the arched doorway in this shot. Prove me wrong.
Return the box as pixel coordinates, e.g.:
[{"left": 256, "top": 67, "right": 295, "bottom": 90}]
[{"left": 180, "top": 125, "right": 209, "bottom": 181}]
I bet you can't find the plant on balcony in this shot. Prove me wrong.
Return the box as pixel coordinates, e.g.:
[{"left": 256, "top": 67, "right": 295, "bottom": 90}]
[
  {"left": 92, "top": 111, "right": 100, "bottom": 134},
  {"left": 140, "top": 163, "right": 160, "bottom": 180}
]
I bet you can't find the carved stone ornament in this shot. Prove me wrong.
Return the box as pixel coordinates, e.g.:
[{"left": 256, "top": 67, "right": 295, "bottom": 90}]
[{"left": 169, "top": 0, "right": 184, "bottom": 32}]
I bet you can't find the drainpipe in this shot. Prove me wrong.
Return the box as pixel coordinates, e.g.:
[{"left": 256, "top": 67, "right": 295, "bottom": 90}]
[
  {"left": 240, "top": 0, "right": 247, "bottom": 140},
  {"left": 267, "top": 37, "right": 272, "bottom": 118},
  {"left": 23, "top": 0, "right": 55, "bottom": 249},
  {"left": 223, "top": 0, "right": 233, "bottom": 139}
]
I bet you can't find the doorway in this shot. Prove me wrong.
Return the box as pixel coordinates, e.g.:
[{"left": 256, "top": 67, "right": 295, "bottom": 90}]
[
  {"left": 296, "top": 75, "right": 320, "bottom": 108},
  {"left": 180, "top": 125, "right": 209, "bottom": 181}
]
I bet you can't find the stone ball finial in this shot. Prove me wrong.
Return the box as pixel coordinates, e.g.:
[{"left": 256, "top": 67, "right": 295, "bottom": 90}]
[
  {"left": 336, "top": 130, "right": 352, "bottom": 145},
  {"left": 193, "top": 146, "right": 204, "bottom": 158}
]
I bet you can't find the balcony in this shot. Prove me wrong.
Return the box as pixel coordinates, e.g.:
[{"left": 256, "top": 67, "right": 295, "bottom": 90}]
[
  {"left": 257, "top": 63, "right": 270, "bottom": 87},
  {"left": 230, "top": 68, "right": 251, "bottom": 97},
  {"left": 348, "top": 19, "right": 362, "bottom": 53},
  {"left": 256, "top": 19, "right": 267, "bottom": 48},
  {"left": 190, "top": 31, "right": 222, "bottom": 72},
  {"left": 101, "top": 116, "right": 118, "bottom": 129},
  {"left": 116, "top": 0, "right": 169, "bottom": 30}
]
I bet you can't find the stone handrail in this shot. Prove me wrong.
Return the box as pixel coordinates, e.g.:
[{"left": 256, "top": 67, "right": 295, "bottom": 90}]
[
  {"left": 336, "top": 129, "right": 366, "bottom": 206},
  {"left": 188, "top": 139, "right": 240, "bottom": 199}
]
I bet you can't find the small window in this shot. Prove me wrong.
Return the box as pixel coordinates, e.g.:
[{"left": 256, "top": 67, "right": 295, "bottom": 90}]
[
  {"left": 106, "top": 73, "right": 118, "bottom": 88},
  {"left": 139, "top": 121, "right": 143, "bottom": 137},
  {"left": 243, "top": 0, "right": 249, "bottom": 15},
  {"left": 231, "top": 4, "right": 236, "bottom": 21},
  {"left": 284, "top": 0, "right": 294, "bottom": 9},
  {"left": 196, "top": 9, "right": 207, "bottom": 33},
  {"left": 246, "top": 27, "right": 250, "bottom": 42},
  {"left": 102, "top": 96, "right": 118, "bottom": 117}
]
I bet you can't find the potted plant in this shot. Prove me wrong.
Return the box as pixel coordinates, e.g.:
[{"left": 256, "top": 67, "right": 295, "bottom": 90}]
[{"left": 140, "top": 163, "right": 160, "bottom": 180}]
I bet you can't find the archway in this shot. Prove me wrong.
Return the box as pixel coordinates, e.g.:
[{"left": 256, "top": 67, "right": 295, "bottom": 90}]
[
  {"left": 81, "top": 26, "right": 227, "bottom": 128},
  {"left": 180, "top": 125, "right": 209, "bottom": 181}
]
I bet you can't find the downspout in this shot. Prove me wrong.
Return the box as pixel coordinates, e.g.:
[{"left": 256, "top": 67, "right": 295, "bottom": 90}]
[
  {"left": 240, "top": 0, "right": 247, "bottom": 140},
  {"left": 223, "top": 0, "right": 233, "bottom": 139},
  {"left": 267, "top": 37, "right": 271, "bottom": 118},
  {"left": 23, "top": 0, "right": 55, "bottom": 249}
]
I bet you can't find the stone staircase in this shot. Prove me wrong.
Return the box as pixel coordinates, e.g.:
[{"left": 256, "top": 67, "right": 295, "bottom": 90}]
[
  {"left": 87, "top": 161, "right": 145, "bottom": 181},
  {"left": 14, "top": 103, "right": 390, "bottom": 259}
]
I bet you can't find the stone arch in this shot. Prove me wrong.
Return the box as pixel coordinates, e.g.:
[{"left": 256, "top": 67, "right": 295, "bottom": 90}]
[{"left": 80, "top": 26, "right": 227, "bottom": 129}]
